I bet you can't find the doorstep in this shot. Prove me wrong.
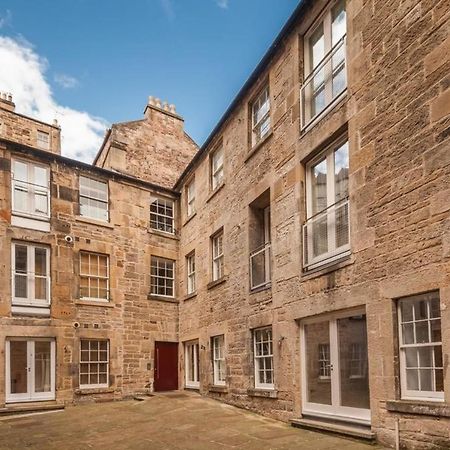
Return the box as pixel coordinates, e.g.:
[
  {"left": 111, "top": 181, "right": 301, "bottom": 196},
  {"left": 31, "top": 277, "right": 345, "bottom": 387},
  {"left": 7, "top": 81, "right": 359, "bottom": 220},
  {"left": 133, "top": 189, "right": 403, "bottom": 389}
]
[
  {"left": 291, "top": 417, "right": 375, "bottom": 441},
  {"left": 0, "top": 401, "right": 64, "bottom": 416}
]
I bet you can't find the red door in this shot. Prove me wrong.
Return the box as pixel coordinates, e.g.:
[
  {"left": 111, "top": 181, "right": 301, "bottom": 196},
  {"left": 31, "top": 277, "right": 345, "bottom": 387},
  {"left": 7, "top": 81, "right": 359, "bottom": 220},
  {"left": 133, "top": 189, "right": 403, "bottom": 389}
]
[{"left": 154, "top": 342, "right": 179, "bottom": 392}]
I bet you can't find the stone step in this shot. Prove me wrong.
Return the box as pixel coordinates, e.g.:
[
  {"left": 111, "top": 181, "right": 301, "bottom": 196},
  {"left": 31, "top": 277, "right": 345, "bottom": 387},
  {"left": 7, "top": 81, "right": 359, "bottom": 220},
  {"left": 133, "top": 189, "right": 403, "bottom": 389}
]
[
  {"left": 0, "top": 402, "right": 65, "bottom": 416},
  {"left": 291, "top": 417, "right": 375, "bottom": 441}
]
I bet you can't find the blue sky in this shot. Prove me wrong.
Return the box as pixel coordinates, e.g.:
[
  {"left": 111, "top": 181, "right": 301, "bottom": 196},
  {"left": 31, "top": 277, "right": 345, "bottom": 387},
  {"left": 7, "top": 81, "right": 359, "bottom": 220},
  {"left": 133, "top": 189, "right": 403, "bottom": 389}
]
[{"left": 0, "top": 0, "right": 298, "bottom": 161}]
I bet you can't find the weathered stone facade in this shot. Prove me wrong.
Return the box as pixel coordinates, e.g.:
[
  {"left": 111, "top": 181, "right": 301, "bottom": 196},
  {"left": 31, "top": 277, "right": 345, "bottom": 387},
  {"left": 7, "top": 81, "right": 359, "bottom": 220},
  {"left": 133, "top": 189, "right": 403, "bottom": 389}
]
[{"left": 0, "top": 1, "right": 449, "bottom": 449}]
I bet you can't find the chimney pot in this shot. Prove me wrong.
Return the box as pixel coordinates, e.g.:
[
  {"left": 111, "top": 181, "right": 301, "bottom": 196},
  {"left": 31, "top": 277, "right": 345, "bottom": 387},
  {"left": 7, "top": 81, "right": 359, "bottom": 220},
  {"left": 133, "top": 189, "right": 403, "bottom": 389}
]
[
  {"left": 163, "top": 101, "right": 169, "bottom": 111},
  {"left": 7, "top": 93, "right": 12, "bottom": 102},
  {"left": 148, "top": 96, "right": 155, "bottom": 106},
  {"left": 169, "top": 104, "right": 176, "bottom": 114},
  {"left": 155, "top": 98, "right": 161, "bottom": 108}
]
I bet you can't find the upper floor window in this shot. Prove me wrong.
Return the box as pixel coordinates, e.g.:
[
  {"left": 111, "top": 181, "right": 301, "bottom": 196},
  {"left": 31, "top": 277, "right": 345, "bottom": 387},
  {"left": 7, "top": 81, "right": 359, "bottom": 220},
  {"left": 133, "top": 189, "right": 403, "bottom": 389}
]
[
  {"left": 186, "top": 252, "right": 196, "bottom": 295},
  {"left": 212, "top": 335, "right": 226, "bottom": 386},
  {"left": 79, "top": 176, "right": 109, "bottom": 222},
  {"left": 251, "top": 85, "right": 271, "bottom": 147},
  {"left": 186, "top": 179, "right": 195, "bottom": 217},
  {"left": 151, "top": 256, "right": 175, "bottom": 298},
  {"left": 253, "top": 327, "right": 274, "bottom": 389},
  {"left": 12, "top": 242, "right": 50, "bottom": 308},
  {"left": 80, "top": 252, "right": 109, "bottom": 302},
  {"left": 211, "top": 146, "right": 224, "bottom": 191},
  {"left": 37, "top": 131, "right": 50, "bottom": 150},
  {"left": 301, "top": 0, "right": 346, "bottom": 128},
  {"left": 12, "top": 159, "right": 50, "bottom": 220},
  {"left": 303, "top": 137, "right": 349, "bottom": 270},
  {"left": 398, "top": 292, "right": 443, "bottom": 401},
  {"left": 212, "top": 230, "right": 224, "bottom": 281},
  {"left": 150, "top": 197, "right": 175, "bottom": 234}
]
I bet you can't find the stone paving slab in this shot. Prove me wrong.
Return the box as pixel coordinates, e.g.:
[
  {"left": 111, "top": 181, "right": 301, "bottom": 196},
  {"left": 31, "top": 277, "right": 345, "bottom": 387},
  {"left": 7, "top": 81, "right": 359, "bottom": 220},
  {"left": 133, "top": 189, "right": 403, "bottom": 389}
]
[{"left": 0, "top": 392, "right": 386, "bottom": 450}]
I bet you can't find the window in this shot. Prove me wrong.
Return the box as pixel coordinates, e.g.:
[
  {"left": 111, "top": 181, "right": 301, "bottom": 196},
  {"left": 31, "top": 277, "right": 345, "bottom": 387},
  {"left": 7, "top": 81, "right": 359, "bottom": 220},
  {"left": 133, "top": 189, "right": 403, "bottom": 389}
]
[
  {"left": 212, "top": 230, "right": 224, "bottom": 281},
  {"left": 80, "top": 252, "right": 109, "bottom": 301},
  {"left": 349, "top": 343, "right": 366, "bottom": 379},
  {"left": 185, "top": 341, "right": 199, "bottom": 388},
  {"left": 12, "top": 242, "right": 50, "bottom": 308},
  {"left": 318, "top": 343, "right": 331, "bottom": 379},
  {"left": 253, "top": 327, "right": 274, "bottom": 389},
  {"left": 186, "top": 179, "right": 195, "bottom": 217},
  {"left": 251, "top": 85, "right": 271, "bottom": 146},
  {"left": 301, "top": 0, "right": 346, "bottom": 127},
  {"left": 79, "top": 176, "right": 109, "bottom": 222},
  {"left": 37, "top": 131, "right": 50, "bottom": 150},
  {"left": 150, "top": 197, "right": 175, "bottom": 234},
  {"left": 398, "top": 292, "right": 443, "bottom": 401},
  {"left": 79, "top": 340, "right": 109, "bottom": 389},
  {"left": 186, "top": 252, "right": 196, "bottom": 295},
  {"left": 303, "top": 138, "right": 349, "bottom": 270},
  {"left": 211, "top": 146, "right": 224, "bottom": 191},
  {"left": 212, "top": 335, "right": 226, "bottom": 386},
  {"left": 151, "top": 256, "right": 175, "bottom": 297},
  {"left": 12, "top": 159, "right": 50, "bottom": 219}
]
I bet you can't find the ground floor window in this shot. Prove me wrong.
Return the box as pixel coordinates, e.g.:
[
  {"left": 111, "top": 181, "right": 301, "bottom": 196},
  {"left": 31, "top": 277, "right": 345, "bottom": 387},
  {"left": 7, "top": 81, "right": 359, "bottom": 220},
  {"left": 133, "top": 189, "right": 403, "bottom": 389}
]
[
  {"left": 253, "top": 327, "right": 274, "bottom": 389},
  {"left": 185, "top": 341, "right": 199, "bottom": 389},
  {"left": 212, "top": 335, "right": 226, "bottom": 386},
  {"left": 398, "top": 292, "right": 443, "bottom": 401},
  {"left": 80, "top": 340, "right": 109, "bottom": 389}
]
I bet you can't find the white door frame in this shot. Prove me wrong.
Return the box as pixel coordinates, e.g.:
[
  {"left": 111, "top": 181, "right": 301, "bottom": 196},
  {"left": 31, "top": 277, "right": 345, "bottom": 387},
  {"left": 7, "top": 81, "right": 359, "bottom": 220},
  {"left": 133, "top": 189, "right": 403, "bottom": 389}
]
[
  {"left": 300, "top": 308, "right": 370, "bottom": 425},
  {"left": 6, "top": 338, "right": 56, "bottom": 403}
]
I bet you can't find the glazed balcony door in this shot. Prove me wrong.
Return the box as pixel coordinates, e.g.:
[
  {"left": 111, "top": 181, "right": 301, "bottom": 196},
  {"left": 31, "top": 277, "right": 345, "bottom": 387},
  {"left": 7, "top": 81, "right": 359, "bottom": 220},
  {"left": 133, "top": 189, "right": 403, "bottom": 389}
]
[
  {"left": 301, "top": 311, "right": 370, "bottom": 424},
  {"left": 6, "top": 339, "right": 55, "bottom": 403}
]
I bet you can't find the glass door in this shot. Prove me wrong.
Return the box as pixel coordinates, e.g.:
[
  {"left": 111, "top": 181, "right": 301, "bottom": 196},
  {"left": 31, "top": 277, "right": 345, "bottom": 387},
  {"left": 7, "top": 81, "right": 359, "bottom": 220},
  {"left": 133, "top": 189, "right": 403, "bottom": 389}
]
[
  {"left": 6, "top": 339, "right": 55, "bottom": 403},
  {"left": 301, "top": 310, "right": 370, "bottom": 424}
]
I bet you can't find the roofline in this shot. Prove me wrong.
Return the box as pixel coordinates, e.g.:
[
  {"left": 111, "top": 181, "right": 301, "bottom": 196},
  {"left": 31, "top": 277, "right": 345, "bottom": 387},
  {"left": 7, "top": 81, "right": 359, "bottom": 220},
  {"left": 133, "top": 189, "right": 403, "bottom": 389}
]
[
  {"left": 173, "top": 0, "right": 308, "bottom": 190},
  {"left": 0, "top": 106, "right": 61, "bottom": 130},
  {"left": 93, "top": 127, "right": 112, "bottom": 166},
  {"left": 1, "top": 138, "right": 178, "bottom": 197}
]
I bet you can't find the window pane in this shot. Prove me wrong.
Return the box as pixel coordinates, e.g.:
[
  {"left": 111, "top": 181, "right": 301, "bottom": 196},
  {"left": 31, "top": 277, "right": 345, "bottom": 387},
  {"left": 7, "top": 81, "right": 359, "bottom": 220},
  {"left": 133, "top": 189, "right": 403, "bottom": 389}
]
[
  {"left": 310, "top": 23, "right": 324, "bottom": 69},
  {"left": 15, "top": 245, "right": 27, "bottom": 273},
  {"left": 14, "top": 275, "right": 27, "bottom": 298},
  {"left": 419, "top": 369, "right": 432, "bottom": 391},
  {"left": 332, "top": 0, "right": 346, "bottom": 45},
  {"left": 14, "top": 161, "right": 28, "bottom": 182},
  {"left": 406, "top": 369, "right": 419, "bottom": 391},
  {"left": 34, "top": 166, "right": 48, "bottom": 188},
  {"left": 334, "top": 142, "right": 349, "bottom": 202},
  {"left": 405, "top": 348, "right": 418, "bottom": 368},
  {"left": 35, "top": 278, "right": 47, "bottom": 300},
  {"left": 311, "top": 158, "right": 327, "bottom": 214},
  {"left": 35, "top": 248, "right": 47, "bottom": 276}
]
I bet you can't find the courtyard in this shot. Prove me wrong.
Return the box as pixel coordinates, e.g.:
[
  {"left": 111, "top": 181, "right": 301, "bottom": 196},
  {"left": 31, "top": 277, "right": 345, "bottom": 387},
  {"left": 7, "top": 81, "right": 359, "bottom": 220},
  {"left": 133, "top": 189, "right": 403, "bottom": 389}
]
[{"left": 0, "top": 392, "right": 384, "bottom": 450}]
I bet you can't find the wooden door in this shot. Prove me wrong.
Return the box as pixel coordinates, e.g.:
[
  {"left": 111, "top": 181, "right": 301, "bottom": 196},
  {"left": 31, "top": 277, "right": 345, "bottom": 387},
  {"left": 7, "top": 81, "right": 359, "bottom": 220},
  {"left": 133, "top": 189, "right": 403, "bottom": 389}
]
[{"left": 154, "top": 341, "right": 178, "bottom": 392}]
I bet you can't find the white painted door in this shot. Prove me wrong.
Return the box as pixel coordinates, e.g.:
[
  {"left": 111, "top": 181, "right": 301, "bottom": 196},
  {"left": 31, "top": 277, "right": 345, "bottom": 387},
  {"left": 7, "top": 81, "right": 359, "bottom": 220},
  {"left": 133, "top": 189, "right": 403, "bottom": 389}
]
[
  {"left": 6, "top": 339, "right": 55, "bottom": 403},
  {"left": 301, "top": 311, "right": 371, "bottom": 424}
]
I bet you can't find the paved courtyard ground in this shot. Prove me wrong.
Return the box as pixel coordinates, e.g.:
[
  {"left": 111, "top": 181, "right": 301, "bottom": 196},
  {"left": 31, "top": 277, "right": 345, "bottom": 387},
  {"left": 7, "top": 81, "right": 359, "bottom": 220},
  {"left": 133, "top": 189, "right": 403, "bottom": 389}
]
[{"left": 0, "top": 391, "right": 385, "bottom": 449}]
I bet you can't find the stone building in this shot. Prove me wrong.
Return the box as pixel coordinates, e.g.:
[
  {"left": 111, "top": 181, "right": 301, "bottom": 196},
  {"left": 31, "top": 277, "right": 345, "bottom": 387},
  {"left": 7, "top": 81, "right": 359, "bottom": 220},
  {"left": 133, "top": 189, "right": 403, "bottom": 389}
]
[{"left": 0, "top": 0, "right": 449, "bottom": 448}]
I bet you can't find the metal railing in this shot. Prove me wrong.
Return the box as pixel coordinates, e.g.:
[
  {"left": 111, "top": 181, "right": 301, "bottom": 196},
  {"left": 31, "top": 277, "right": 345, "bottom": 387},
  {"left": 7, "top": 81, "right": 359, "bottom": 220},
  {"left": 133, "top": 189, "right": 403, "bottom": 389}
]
[
  {"left": 300, "top": 36, "right": 347, "bottom": 129},
  {"left": 250, "top": 242, "right": 271, "bottom": 290},
  {"left": 302, "top": 198, "right": 350, "bottom": 270}
]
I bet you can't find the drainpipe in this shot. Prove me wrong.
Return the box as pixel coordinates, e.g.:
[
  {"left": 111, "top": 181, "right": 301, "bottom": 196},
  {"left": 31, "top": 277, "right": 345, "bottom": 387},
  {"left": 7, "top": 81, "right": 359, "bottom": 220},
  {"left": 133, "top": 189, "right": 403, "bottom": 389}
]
[{"left": 395, "top": 418, "right": 400, "bottom": 450}]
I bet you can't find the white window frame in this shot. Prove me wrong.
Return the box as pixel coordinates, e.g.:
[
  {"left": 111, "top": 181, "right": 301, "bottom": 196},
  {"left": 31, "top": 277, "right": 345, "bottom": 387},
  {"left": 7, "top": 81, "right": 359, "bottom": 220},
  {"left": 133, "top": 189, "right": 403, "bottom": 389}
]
[
  {"left": 37, "top": 130, "right": 50, "bottom": 150},
  {"left": 11, "top": 158, "right": 50, "bottom": 221},
  {"left": 79, "top": 252, "right": 110, "bottom": 302},
  {"left": 251, "top": 85, "right": 271, "bottom": 147},
  {"left": 212, "top": 230, "right": 224, "bottom": 281},
  {"left": 212, "top": 335, "right": 226, "bottom": 386},
  {"left": 211, "top": 146, "right": 224, "bottom": 191},
  {"left": 79, "top": 176, "right": 109, "bottom": 222},
  {"left": 301, "top": 0, "right": 347, "bottom": 129},
  {"left": 186, "top": 179, "right": 195, "bottom": 217},
  {"left": 398, "top": 293, "right": 444, "bottom": 402},
  {"left": 150, "top": 256, "right": 175, "bottom": 298},
  {"left": 79, "top": 340, "right": 109, "bottom": 389},
  {"left": 12, "top": 242, "right": 51, "bottom": 308},
  {"left": 186, "top": 252, "right": 196, "bottom": 295},
  {"left": 150, "top": 197, "right": 175, "bottom": 234},
  {"left": 185, "top": 341, "right": 199, "bottom": 389},
  {"left": 253, "top": 327, "right": 274, "bottom": 390}
]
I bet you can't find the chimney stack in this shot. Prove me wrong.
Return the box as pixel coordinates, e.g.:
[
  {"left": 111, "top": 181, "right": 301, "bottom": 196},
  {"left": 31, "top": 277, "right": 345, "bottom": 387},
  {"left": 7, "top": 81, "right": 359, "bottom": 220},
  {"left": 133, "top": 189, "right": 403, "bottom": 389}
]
[
  {"left": 0, "top": 92, "right": 15, "bottom": 112},
  {"left": 144, "top": 95, "right": 179, "bottom": 119}
]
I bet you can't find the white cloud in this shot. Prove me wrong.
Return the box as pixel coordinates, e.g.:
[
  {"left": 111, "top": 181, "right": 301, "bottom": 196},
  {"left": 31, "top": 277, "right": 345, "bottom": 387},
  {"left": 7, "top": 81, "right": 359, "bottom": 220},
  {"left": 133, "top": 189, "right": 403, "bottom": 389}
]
[
  {"left": 0, "top": 36, "right": 108, "bottom": 162},
  {"left": 0, "top": 10, "right": 12, "bottom": 29},
  {"left": 54, "top": 73, "right": 79, "bottom": 89},
  {"left": 215, "top": 0, "right": 229, "bottom": 9}
]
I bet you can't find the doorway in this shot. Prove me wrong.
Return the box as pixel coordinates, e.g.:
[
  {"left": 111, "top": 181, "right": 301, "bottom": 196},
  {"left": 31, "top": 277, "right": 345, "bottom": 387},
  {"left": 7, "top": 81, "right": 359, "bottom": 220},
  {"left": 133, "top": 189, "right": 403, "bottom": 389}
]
[
  {"left": 154, "top": 341, "right": 179, "bottom": 392},
  {"left": 300, "top": 310, "right": 370, "bottom": 424},
  {"left": 6, "top": 338, "right": 56, "bottom": 403}
]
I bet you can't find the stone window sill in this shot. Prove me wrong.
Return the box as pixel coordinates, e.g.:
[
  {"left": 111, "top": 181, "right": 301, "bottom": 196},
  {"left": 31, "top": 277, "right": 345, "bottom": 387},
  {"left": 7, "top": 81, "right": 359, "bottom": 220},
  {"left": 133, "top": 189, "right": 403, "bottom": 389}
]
[
  {"left": 247, "top": 388, "right": 278, "bottom": 399},
  {"left": 245, "top": 131, "right": 273, "bottom": 163},
  {"left": 148, "top": 294, "right": 178, "bottom": 304},
  {"left": 249, "top": 284, "right": 272, "bottom": 295},
  {"left": 183, "top": 292, "right": 197, "bottom": 301},
  {"left": 75, "top": 387, "right": 115, "bottom": 395},
  {"left": 206, "top": 183, "right": 225, "bottom": 203},
  {"left": 386, "top": 400, "right": 450, "bottom": 417},
  {"left": 75, "top": 300, "right": 114, "bottom": 308},
  {"left": 301, "top": 256, "right": 353, "bottom": 281},
  {"left": 148, "top": 228, "right": 179, "bottom": 240},
  {"left": 207, "top": 276, "right": 227, "bottom": 290},
  {"left": 208, "top": 385, "right": 228, "bottom": 394},
  {"left": 76, "top": 216, "right": 114, "bottom": 229},
  {"left": 183, "top": 212, "right": 197, "bottom": 227}
]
